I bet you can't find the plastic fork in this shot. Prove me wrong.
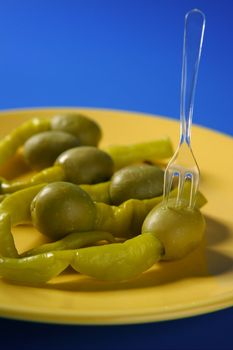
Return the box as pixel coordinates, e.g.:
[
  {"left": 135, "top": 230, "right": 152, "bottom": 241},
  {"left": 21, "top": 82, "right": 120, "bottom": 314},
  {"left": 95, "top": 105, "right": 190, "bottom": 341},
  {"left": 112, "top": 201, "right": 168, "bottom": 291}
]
[{"left": 163, "top": 9, "right": 206, "bottom": 209}]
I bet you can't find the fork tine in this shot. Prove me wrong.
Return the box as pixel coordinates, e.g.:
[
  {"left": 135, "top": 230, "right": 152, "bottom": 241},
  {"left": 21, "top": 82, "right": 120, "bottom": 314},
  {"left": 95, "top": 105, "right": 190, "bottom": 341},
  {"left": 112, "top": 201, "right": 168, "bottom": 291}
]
[
  {"left": 176, "top": 173, "right": 185, "bottom": 207},
  {"left": 163, "top": 168, "right": 175, "bottom": 206},
  {"left": 189, "top": 171, "right": 200, "bottom": 209}
]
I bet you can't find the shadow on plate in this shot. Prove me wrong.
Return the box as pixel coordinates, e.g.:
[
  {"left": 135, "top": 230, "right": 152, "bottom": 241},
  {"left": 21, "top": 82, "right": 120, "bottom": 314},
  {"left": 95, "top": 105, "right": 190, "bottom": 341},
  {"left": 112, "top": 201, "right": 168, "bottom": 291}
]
[
  {"left": 205, "top": 215, "right": 232, "bottom": 246},
  {"left": 205, "top": 249, "right": 233, "bottom": 276},
  {"left": 204, "top": 215, "right": 233, "bottom": 274}
]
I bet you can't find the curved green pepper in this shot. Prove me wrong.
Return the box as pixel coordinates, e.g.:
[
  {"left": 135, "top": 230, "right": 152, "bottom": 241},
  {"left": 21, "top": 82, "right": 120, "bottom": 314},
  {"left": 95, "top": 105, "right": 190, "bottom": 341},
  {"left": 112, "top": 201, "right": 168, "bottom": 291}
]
[
  {"left": 71, "top": 233, "right": 163, "bottom": 281},
  {"left": 22, "top": 230, "right": 115, "bottom": 257},
  {"left": 0, "top": 183, "right": 46, "bottom": 225},
  {"left": 0, "top": 118, "right": 50, "bottom": 167},
  {"left": 80, "top": 181, "right": 111, "bottom": 204},
  {"left": 0, "top": 212, "right": 18, "bottom": 258},
  {"left": 1, "top": 166, "right": 65, "bottom": 194},
  {"left": 0, "top": 250, "right": 74, "bottom": 284},
  {"left": 105, "top": 138, "right": 173, "bottom": 170}
]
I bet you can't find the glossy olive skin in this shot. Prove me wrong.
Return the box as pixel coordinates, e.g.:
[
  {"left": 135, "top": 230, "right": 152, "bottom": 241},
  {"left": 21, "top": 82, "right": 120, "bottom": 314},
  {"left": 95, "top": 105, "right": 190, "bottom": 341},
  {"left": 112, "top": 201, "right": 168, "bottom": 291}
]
[
  {"left": 23, "top": 131, "right": 80, "bottom": 170},
  {"left": 142, "top": 199, "right": 206, "bottom": 260},
  {"left": 31, "top": 182, "right": 96, "bottom": 239},
  {"left": 55, "top": 146, "right": 114, "bottom": 184},
  {"left": 51, "top": 113, "right": 102, "bottom": 146},
  {"left": 109, "top": 164, "right": 164, "bottom": 205}
]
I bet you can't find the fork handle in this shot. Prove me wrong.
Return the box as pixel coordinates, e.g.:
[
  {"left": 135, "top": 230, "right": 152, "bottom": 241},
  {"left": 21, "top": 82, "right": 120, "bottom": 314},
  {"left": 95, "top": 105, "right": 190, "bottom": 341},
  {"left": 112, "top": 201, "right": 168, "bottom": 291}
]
[{"left": 180, "top": 9, "right": 205, "bottom": 145}]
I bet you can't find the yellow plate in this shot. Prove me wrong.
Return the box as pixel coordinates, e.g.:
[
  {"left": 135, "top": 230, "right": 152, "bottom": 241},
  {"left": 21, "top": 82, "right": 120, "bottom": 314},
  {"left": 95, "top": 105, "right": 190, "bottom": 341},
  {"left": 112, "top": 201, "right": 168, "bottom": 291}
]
[{"left": 0, "top": 107, "right": 232, "bottom": 325}]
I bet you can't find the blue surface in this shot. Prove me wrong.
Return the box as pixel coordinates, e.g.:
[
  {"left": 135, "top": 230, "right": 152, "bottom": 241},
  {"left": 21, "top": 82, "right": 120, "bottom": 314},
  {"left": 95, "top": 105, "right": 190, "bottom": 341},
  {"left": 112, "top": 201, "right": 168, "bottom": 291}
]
[{"left": 0, "top": 1, "right": 232, "bottom": 349}]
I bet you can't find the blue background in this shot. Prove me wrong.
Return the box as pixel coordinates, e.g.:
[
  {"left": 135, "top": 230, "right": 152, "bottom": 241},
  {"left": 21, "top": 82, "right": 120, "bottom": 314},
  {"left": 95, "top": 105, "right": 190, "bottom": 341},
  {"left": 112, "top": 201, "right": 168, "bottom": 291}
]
[
  {"left": 0, "top": 0, "right": 232, "bottom": 136},
  {"left": 0, "top": 1, "right": 232, "bottom": 349}
]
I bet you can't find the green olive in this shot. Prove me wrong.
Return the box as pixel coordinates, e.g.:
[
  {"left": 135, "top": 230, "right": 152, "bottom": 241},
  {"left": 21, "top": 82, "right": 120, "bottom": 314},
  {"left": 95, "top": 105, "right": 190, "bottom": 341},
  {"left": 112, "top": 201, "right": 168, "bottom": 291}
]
[
  {"left": 142, "top": 199, "right": 206, "bottom": 260},
  {"left": 23, "top": 131, "right": 80, "bottom": 170},
  {"left": 31, "top": 182, "right": 96, "bottom": 239},
  {"left": 55, "top": 146, "right": 114, "bottom": 184},
  {"left": 51, "top": 113, "right": 102, "bottom": 146},
  {"left": 109, "top": 164, "right": 164, "bottom": 205}
]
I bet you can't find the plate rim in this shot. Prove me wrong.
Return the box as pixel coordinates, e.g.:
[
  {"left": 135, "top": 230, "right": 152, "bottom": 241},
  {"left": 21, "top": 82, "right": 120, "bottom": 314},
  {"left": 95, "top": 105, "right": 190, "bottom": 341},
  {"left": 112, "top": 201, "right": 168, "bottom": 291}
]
[{"left": 0, "top": 289, "right": 232, "bottom": 325}]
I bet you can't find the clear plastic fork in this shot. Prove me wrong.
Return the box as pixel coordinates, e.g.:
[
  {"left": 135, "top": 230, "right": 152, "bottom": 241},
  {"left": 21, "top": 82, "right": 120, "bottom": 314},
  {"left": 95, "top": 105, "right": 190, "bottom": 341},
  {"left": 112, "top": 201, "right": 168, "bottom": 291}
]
[{"left": 163, "top": 9, "right": 206, "bottom": 209}]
